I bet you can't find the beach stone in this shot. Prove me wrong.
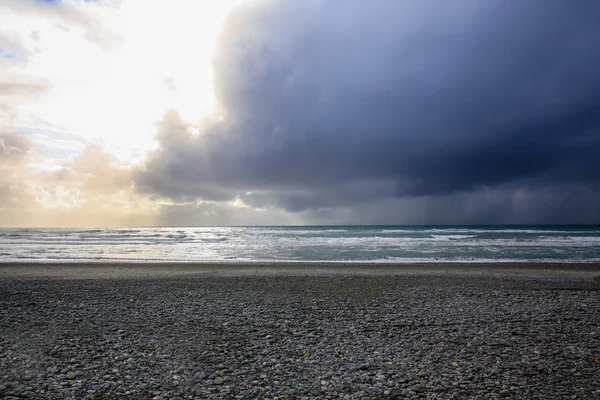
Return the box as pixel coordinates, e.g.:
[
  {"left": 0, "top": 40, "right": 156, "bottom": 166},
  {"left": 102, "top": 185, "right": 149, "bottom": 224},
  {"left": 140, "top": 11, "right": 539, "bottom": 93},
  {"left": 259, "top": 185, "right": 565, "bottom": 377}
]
[
  {"left": 65, "top": 372, "right": 77, "bottom": 380},
  {"left": 1, "top": 270, "right": 599, "bottom": 399}
]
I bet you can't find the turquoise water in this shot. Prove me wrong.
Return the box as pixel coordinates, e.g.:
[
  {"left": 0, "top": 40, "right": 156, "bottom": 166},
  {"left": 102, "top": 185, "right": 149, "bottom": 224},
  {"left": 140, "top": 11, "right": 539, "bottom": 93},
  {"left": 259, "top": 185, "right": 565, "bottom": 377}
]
[{"left": 0, "top": 225, "right": 599, "bottom": 263}]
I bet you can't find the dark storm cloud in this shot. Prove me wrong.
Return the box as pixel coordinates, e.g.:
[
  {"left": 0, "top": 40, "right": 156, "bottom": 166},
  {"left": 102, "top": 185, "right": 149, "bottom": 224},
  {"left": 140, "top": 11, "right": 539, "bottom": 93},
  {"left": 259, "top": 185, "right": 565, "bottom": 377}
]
[{"left": 137, "top": 0, "right": 600, "bottom": 222}]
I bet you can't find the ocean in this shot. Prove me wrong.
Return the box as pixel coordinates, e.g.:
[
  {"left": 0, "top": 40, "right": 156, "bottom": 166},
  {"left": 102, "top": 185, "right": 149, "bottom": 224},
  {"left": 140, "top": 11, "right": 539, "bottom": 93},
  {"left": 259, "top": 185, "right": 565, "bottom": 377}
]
[{"left": 0, "top": 225, "right": 599, "bottom": 263}]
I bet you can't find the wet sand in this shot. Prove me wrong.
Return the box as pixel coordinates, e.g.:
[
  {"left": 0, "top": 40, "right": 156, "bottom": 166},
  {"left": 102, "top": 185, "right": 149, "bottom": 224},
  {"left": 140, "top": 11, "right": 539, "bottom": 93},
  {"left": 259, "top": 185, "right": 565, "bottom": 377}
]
[{"left": 1, "top": 261, "right": 600, "bottom": 281}]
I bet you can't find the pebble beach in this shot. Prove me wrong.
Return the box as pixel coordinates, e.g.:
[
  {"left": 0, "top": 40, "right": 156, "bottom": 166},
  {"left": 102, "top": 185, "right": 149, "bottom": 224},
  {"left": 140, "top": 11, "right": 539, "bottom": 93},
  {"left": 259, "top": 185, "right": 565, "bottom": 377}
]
[{"left": 1, "top": 263, "right": 599, "bottom": 399}]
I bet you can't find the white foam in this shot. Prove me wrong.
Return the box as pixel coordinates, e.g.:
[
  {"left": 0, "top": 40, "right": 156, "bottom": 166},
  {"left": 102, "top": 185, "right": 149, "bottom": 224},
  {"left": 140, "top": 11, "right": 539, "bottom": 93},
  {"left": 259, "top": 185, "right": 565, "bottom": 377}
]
[
  {"left": 1, "top": 226, "right": 599, "bottom": 263},
  {"left": 430, "top": 234, "right": 477, "bottom": 240}
]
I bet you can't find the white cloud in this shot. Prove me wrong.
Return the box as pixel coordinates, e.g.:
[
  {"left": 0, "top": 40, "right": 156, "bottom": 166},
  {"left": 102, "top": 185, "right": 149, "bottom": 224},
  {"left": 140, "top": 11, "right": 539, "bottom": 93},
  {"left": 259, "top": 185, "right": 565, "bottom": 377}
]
[
  {"left": 0, "top": 0, "right": 253, "bottom": 226},
  {"left": 1, "top": 0, "right": 240, "bottom": 158}
]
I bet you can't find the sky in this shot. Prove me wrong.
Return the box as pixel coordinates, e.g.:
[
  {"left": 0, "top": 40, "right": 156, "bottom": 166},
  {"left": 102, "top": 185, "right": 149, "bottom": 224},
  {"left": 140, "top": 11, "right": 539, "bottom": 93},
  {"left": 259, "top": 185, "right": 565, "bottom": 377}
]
[{"left": 1, "top": 0, "right": 599, "bottom": 227}]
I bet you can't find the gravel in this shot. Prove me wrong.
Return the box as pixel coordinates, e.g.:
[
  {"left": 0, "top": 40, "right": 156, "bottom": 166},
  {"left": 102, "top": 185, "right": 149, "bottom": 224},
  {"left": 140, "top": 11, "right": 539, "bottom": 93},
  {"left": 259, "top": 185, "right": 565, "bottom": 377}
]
[{"left": 1, "top": 269, "right": 599, "bottom": 399}]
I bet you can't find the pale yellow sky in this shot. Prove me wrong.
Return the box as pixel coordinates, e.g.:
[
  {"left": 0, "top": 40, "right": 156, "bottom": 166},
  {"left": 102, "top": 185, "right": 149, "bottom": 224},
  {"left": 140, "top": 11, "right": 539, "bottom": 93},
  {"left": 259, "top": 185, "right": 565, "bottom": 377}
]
[
  {"left": 0, "top": 0, "right": 281, "bottom": 227},
  {"left": 7, "top": 0, "right": 241, "bottom": 156}
]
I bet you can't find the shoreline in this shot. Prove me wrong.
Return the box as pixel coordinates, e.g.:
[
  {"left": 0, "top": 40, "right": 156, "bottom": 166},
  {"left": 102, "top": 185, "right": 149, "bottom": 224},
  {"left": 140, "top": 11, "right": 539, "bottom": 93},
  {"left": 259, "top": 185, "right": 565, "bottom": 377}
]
[{"left": 1, "top": 261, "right": 599, "bottom": 281}]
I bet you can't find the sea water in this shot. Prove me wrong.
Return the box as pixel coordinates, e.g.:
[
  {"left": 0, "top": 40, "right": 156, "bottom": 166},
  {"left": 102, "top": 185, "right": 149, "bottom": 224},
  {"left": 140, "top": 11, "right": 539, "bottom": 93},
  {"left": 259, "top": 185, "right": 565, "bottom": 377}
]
[{"left": 0, "top": 225, "right": 599, "bottom": 263}]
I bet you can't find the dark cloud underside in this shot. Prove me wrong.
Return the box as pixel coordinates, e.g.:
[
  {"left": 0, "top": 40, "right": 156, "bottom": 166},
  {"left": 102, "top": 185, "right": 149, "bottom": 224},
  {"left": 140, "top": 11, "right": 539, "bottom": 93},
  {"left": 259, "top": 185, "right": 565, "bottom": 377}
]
[{"left": 137, "top": 0, "right": 600, "bottom": 223}]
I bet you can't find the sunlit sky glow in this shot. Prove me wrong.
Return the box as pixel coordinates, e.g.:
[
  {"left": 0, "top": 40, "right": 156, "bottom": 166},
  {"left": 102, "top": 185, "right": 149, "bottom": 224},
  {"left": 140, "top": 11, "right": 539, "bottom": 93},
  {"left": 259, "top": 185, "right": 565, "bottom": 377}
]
[
  {"left": 6, "top": 0, "right": 239, "bottom": 161},
  {"left": 0, "top": 0, "right": 258, "bottom": 227}
]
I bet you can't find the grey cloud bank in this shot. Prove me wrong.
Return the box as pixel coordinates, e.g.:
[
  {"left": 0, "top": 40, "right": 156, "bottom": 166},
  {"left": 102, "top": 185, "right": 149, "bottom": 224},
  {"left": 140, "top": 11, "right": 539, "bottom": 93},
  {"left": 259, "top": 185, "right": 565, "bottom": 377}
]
[{"left": 137, "top": 0, "right": 600, "bottom": 224}]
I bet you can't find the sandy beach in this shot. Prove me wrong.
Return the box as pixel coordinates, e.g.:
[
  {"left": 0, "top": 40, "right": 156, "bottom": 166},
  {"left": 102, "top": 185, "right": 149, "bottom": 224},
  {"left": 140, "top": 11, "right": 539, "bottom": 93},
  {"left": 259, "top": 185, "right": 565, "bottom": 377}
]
[{"left": 1, "top": 263, "right": 599, "bottom": 399}]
